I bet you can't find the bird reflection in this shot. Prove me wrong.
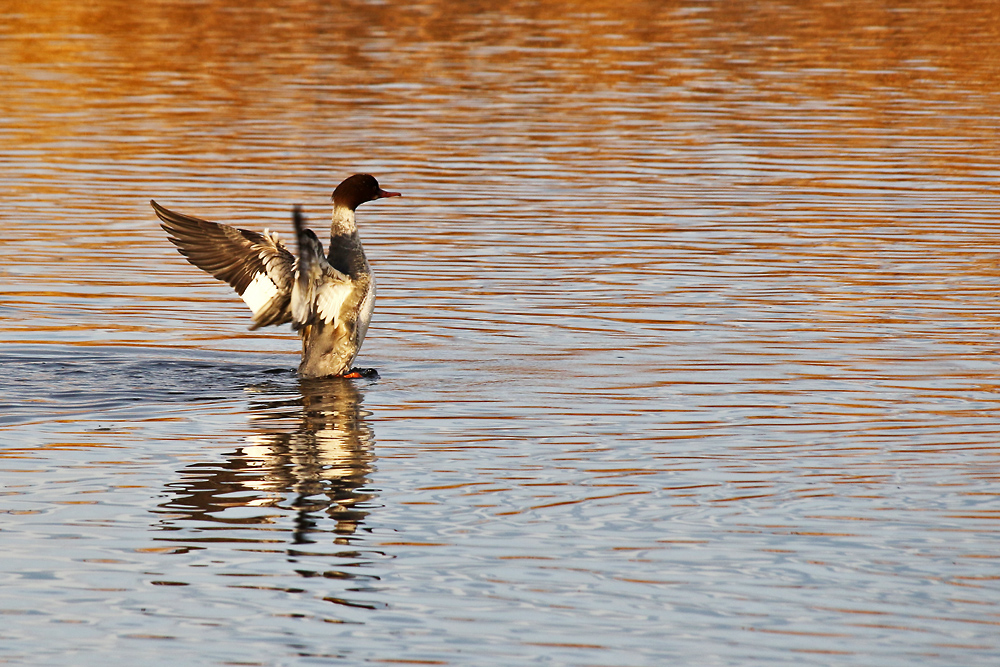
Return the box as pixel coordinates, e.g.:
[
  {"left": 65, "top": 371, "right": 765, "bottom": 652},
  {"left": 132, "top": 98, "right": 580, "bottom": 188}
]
[{"left": 156, "top": 375, "right": 377, "bottom": 548}]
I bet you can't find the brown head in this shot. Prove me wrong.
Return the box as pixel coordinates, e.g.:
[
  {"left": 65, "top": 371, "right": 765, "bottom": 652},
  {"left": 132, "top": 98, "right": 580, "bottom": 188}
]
[{"left": 331, "top": 174, "right": 401, "bottom": 210}]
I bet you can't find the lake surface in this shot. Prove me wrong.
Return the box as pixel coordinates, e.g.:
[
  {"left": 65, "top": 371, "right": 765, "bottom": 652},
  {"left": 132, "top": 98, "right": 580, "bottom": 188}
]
[{"left": 3, "top": 1, "right": 1000, "bottom": 664}]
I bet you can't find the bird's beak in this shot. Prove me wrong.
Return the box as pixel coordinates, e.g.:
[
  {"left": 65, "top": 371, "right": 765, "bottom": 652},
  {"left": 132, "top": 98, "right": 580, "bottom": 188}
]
[{"left": 377, "top": 189, "right": 401, "bottom": 199}]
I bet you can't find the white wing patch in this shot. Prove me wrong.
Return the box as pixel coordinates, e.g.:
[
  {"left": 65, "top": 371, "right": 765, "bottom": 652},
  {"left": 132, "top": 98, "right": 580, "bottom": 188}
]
[
  {"left": 241, "top": 271, "right": 279, "bottom": 315},
  {"left": 315, "top": 281, "right": 354, "bottom": 326}
]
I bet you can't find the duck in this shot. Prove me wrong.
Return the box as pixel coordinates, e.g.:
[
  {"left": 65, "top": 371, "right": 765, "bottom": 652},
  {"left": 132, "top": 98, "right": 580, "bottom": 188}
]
[{"left": 151, "top": 174, "right": 401, "bottom": 378}]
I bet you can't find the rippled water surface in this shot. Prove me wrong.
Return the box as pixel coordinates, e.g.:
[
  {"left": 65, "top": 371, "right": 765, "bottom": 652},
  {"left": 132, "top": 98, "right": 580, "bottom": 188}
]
[{"left": 3, "top": 1, "right": 1000, "bottom": 665}]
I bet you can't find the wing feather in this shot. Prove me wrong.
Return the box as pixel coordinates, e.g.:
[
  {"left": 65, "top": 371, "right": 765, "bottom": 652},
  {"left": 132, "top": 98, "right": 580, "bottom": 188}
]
[
  {"left": 152, "top": 200, "right": 295, "bottom": 329},
  {"left": 315, "top": 281, "right": 354, "bottom": 326},
  {"left": 290, "top": 206, "right": 352, "bottom": 330}
]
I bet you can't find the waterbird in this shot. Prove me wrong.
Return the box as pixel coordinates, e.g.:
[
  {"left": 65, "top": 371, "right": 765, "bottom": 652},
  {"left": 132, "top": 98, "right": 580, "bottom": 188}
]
[{"left": 151, "top": 174, "right": 401, "bottom": 378}]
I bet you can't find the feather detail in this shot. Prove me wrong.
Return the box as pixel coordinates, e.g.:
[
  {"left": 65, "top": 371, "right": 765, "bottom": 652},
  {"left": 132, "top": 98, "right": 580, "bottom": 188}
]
[
  {"left": 152, "top": 200, "right": 294, "bottom": 329},
  {"left": 290, "top": 205, "right": 352, "bottom": 330}
]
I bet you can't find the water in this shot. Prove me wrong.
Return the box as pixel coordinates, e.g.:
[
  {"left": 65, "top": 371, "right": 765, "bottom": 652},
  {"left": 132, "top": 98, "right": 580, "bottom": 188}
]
[{"left": 3, "top": 1, "right": 1000, "bottom": 664}]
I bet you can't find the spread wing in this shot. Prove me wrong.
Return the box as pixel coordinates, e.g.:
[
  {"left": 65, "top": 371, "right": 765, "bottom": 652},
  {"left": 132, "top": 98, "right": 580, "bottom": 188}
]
[
  {"left": 152, "top": 199, "right": 295, "bottom": 329},
  {"left": 290, "top": 206, "right": 353, "bottom": 330}
]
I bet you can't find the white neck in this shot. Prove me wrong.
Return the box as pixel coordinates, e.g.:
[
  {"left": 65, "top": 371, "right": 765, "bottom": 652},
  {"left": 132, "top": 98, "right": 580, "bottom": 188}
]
[{"left": 331, "top": 205, "right": 356, "bottom": 235}]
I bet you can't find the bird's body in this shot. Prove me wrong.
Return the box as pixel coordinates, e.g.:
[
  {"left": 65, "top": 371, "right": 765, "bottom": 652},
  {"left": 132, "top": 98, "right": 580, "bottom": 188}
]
[{"left": 153, "top": 174, "right": 400, "bottom": 378}]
